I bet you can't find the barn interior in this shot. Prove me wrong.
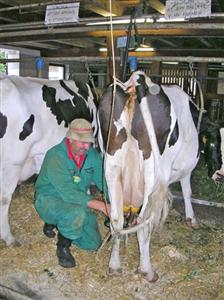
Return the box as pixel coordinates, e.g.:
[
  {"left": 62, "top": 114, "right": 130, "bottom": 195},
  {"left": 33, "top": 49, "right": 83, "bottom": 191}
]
[
  {"left": 0, "top": 1, "right": 224, "bottom": 300},
  {"left": 0, "top": 0, "right": 223, "bottom": 120}
]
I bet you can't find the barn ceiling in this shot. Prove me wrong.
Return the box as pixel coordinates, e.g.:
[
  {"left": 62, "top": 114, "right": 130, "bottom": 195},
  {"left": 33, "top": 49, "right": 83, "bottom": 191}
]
[{"left": 0, "top": 0, "right": 224, "bottom": 63}]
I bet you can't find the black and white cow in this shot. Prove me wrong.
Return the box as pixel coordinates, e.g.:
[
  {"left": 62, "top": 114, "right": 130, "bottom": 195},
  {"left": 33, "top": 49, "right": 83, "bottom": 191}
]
[
  {"left": 0, "top": 75, "right": 97, "bottom": 246},
  {"left": 97, "top": 70, "right": 223, "bottom": 282},
  {"left": 199, "top": 120, "right": 224, "bottom": 182}
]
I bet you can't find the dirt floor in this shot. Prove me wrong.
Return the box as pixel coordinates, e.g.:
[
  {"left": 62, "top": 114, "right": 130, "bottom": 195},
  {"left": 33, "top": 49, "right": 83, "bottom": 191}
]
[{"left": 0, "top": 180, "right": 223, "bottom": 300}]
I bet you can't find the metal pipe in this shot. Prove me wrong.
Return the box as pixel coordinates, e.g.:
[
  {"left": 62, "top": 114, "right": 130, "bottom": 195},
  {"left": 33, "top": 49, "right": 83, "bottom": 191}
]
[
  {"left": 0, "top": 13, "right": 223, "bottom": 31},
  {"left": 0, "top": 56, "right": 224, "bottom": 64}
]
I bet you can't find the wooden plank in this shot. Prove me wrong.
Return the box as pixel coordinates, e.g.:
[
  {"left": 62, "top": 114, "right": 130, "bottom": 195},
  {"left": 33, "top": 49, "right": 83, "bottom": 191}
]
[
  {"left": 83, "top": 0, "right": 124, "bottom": 17},
  {"left": 147, "top": 0, "right": 165, "bottom": 14}
]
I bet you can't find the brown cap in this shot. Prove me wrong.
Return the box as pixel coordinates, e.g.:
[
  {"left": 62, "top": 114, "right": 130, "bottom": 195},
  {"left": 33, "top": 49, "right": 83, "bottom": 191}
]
[{"left": 66, "top": 118, "right": 94, "bottom": 143}]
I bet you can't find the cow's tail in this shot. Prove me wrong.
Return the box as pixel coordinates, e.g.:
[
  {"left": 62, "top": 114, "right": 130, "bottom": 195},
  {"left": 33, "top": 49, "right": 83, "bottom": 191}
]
[
  {"left": 135, "top": 72, "right": 172, "bottom": 229},
  {"left": 143, "top": 183, "right": 173, "bottom": 232},
  {"left": 115, "top": 185, "right": 172, "bottom": 236}
]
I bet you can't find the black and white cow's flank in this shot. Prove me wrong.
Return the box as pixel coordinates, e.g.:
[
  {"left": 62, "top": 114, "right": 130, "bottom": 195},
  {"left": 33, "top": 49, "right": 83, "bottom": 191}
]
[{"left": 0, "top": 75, "right": 97, "bottom": 246}]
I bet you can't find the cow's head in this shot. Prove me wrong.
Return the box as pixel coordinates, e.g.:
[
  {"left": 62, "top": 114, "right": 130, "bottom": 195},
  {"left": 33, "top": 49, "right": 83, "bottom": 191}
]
[{"left": 200, "top": 125, "right": 224, "bottom": 182}]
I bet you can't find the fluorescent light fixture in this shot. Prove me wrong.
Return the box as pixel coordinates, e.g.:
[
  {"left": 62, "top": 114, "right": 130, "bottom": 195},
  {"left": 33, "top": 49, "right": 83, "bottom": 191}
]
[
  {"left": 135, "top": 47, "right": 154, "bottom": 52},
  {"left": 86, "top": 18, "right": 146, "bottom": 26},
  {"left": 162, "top": 61, "right": 179, "bottom": 65},
  {"left": 146, "top": 18, "right": 154, "bottom": 23},
  {"left": 157, "top": 17, "right": 186, "bottom": 22},
  {"left": 99, "top": 47, "right": 155, "bottom": 52}
]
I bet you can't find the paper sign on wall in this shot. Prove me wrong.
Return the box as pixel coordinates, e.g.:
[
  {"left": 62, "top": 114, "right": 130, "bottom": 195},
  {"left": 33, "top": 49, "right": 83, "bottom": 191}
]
[
  {"left": 45, "top": 2, "right": 80, "bottom": 25},
  {"left": 165, "top": 0, "right": 211, "bottom": 19}
]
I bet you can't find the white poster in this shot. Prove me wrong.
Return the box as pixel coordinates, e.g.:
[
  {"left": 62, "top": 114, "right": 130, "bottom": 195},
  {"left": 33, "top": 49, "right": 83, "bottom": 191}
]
[
  {"left": 165, "top": 0, "right": 211, "bottom": 19},
  {"left": 45, "top": 2, "right": 80, "bottom": 25}
]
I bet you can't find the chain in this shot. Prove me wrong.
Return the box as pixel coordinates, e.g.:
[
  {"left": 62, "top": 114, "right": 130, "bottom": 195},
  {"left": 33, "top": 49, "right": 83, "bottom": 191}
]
[
  {"left": 189, "top": 62, "right": 194, "bottom": 77},
  {"left": 84, "top": 60, "right": 98, "bottom": 99}
]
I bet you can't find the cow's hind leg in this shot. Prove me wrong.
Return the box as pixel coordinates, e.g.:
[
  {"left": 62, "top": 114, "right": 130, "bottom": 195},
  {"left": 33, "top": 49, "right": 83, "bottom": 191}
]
[
  {"left": 180, "top": 174, "right": 199, "bottom": 228},
  {"left": 106, "top": 164, "right": 124, "bottom": 275},
  {"left": 137, "top": 225, "right": 159, "bottom": 282},
  {"left": 108, "top": 235, "right": 122, "bottom": 275}
]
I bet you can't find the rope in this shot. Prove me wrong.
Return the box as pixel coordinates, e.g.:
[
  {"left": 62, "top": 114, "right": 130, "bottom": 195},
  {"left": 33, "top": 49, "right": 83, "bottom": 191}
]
[{"left": 97, "top": 1, "right": 119, "bottom": 257}]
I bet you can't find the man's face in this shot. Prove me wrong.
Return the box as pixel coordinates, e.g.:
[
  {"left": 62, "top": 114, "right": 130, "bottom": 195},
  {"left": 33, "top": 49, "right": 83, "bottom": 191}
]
[{"left": 70, "top": 140, "right": 91, "bottom": 156}]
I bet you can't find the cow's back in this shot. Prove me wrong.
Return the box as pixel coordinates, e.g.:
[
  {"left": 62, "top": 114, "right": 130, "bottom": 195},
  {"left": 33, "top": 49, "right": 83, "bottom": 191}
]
[{"left": 0, "top": 75, "right": 97, "bottom": 181}]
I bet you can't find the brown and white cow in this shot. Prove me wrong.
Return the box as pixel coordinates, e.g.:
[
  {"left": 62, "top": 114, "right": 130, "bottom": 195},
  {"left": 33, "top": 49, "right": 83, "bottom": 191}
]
[
  {"left": 98, "top": 70, "right": 205, "bottom": 282},
  {"left": 0, "top": 75, "right": 97, "bottom": 246}
]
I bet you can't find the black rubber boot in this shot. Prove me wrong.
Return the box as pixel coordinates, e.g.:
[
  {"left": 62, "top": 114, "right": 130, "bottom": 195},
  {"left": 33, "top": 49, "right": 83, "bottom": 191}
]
[
  {"left": 43, "top": 223, "right": 56, "bottom": 238},
  {"left": 104, "top": 217, "right": 110, "bottom": 228},
  {"left": 56, "top": 232, "right": 76, "bottom": 268}
]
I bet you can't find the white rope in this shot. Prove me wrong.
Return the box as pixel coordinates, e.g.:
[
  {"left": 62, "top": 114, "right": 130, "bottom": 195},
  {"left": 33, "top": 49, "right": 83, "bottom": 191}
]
[{"left": 99, "top": 0, "right": 120, "bottom": 244}]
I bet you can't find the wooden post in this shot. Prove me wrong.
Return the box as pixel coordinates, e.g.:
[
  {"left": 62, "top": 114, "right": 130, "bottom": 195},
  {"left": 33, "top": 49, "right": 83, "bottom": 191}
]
[
  {"left": 197, "top": 62, "right": 208, "bottom": 106},
  {"left": 197, "top": 62, "right": 208, "bottom": 95},
  {"left": 151, "top": 61, "right": 161, "bottom": 84}
]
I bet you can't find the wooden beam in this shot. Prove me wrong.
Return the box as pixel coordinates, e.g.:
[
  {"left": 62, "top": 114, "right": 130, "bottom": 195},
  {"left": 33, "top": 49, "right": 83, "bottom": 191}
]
[
  {"left": 9, "top": 41, "right": 59, "bottom": 50},
  {"left": 147, "top": 0, "right": 165, "bottom": 14},
  {"left": 83, "top": 0, "right": 124, "bottom": 17},
  {"left": 198, "top": 38, "right": 212, "bottom": 47},
  {"left": 152, "top": 38, "right": 177, "bottom": 48},
  {"left": 0, "top": 22, "right": 224, "bottom": 43},
  {"left": 49, "top": 39, "right": 95, "bottom": 48},
  {"left": 40, "top": 47, "right": 224, "bottom": 59}
]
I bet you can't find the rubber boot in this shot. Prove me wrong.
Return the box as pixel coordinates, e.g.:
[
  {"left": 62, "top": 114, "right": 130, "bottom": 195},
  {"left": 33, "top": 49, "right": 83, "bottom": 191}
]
[
  {"left": 56, "top": 232, "right": 76, "bottom": 268},
  {"left": 43, "top": 223, "right": 56, "bottom": 238}
]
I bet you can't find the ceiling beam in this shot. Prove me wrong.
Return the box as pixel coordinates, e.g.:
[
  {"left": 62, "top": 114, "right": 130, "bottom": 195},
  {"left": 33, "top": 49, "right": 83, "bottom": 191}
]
[
  {"left": 198, "top": 38, "right": 212, "bottom": 47},
  {"left": 9, "top": 41, "right": 59, "bottom": 50},
  {"left": 0, "top": 22, "right": 224, "bottom": 41},
  {"left": 40, "top": 47, "right": 224, "bottom": 58},
  {"left": 153, "top": 38, "right": 177, "bottom": 47},
  {"left": 49, "top": 39, "right": 95, "bottom": 48},
  {"left": 0, "top": 0, "right": 76, "bottom": 12},
  {"left": 0, "top": 30, "right": 224, "bottom": 44},
  {"left": 147, "top": 0, "right": 165, "bottom": 14},
  {"left": 83, "top": 0, "right": 124, "bottom": 17}
]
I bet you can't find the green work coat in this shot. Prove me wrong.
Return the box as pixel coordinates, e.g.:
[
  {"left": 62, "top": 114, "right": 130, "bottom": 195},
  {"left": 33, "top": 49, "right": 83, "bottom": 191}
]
[{"left": 34, "top": 138, "right": 106, "bottom": 251}]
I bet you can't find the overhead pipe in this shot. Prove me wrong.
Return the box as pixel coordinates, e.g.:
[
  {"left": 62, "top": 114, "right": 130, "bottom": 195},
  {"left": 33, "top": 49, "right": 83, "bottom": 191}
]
[{"left": 1, "top": 55, "right": 224, "bottom": 64}]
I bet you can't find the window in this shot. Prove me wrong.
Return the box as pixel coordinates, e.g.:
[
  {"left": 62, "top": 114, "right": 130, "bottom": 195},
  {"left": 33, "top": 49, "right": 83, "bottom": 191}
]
[
  {"left": 49, "top": 64, "right": 64, "bottom": 80},
  {"left": 0, "top": 48, "right": 20, "bottom": 76}
]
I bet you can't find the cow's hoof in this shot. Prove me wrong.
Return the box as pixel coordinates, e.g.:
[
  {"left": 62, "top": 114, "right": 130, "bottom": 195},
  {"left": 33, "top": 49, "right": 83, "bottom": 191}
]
[
  {"left": 186, "top": 218, "right": 200, "bottom": 229},
  {"left": 137, "top": 268, "right": 159, "bottom": 283},
  {"left": 136, "top": 268, "right": 148, "bottom": 276},
  {"left": 6, "top": 239, "right": 21, "bottom": 247},
  {"left": 147, "top": 271, "right": 159, "bottom": 283},
  {"left": 108, "top": 267, "right": 122, "bottom": 276},
  {"left": 12, "top": 239, "right": 21, "bottom": 247}
]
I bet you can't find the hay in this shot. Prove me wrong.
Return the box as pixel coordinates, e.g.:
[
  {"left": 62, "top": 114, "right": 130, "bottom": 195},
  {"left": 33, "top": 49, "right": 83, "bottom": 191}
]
[{"left": 0, "top": 181, "right": 223, "bottom": 300}]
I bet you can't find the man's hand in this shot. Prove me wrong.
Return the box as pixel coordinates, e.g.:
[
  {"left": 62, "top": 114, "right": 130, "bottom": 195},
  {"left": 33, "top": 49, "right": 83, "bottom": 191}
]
[{"left": 87, "top": 199, "right": 110, "bottom": 216}]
